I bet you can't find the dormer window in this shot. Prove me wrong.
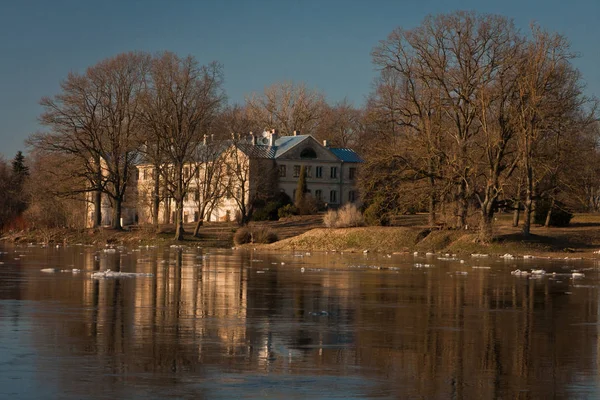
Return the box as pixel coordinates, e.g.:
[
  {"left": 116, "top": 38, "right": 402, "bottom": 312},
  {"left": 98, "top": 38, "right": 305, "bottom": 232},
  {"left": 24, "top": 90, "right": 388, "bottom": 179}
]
[{"left": 300, "top": 147, "right": 317, "bottom": 159}]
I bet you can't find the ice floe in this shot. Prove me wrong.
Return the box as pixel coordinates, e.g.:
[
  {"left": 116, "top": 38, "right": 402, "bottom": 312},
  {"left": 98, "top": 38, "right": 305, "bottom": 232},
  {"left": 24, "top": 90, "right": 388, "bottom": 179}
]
[{"left": 91, "top": 269, "right": 153, "bottom": 279}]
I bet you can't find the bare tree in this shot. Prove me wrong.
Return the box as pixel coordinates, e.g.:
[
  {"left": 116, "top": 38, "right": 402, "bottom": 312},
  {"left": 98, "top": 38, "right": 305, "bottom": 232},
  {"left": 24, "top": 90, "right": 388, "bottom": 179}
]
[
  {"left": 142, "top": 52, "right": 225, "bottom": 240},
  {"left": 31, "top": 52, "right": 150, "bottom": 230},
  {"left": 315, "top": 98, "right": 363, "bottom": 148},
  {"left": 515, "top": 26, "right": 591, "bottom": 236},
  {"left": 191, "top": 135, "right": 227, "bottom": 236},
  {"left": 245, "top": 81, "right": 325, "bottom": 136}
]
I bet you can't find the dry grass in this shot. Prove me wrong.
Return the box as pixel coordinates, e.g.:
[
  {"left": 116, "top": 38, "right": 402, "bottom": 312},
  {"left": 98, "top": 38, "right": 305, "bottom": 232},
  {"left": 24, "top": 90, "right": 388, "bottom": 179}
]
[{"left": 7, "top": 213, "right": 600, "bottom": 257}]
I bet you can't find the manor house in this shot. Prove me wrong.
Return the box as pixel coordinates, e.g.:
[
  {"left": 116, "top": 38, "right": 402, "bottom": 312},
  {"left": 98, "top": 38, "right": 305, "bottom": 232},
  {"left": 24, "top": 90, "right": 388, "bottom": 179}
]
[{"left": 91, "top": 130, "right": 362, "bottom": 227}]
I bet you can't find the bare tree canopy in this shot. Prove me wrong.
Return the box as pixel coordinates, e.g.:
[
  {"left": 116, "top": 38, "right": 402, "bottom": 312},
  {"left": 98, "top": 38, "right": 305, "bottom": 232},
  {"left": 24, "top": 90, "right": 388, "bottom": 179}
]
[
  {"left": 141, "top": 52, "right": 226, "bottom": 240},
  {"left": 245, "top": 81, "right": 326, "bottom": 136},
  {"left": 365, "top": 11, "right": 597, "bottom": 239}
]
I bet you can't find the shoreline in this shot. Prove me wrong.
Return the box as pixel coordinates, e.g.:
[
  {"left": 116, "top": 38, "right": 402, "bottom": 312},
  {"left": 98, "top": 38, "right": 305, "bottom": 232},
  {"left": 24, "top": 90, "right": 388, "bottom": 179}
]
[{"left": 3, "top": 213, "right": 600, "bottom": 260}]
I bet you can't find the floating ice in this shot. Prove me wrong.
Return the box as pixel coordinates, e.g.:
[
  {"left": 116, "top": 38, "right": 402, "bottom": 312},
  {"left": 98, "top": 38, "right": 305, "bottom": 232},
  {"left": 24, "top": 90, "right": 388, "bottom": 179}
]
[
  {"left": 531, "top": 269, "right": 546, "bottom": 275},
  {"left": 471, "top": 254, "right": 489, "bottom": 258},
  {"left": 500, "top": 254, "right": 515, "bottom": 259},
  {"left": 91, "top": 269, "right": 153, "bottom": 279}
]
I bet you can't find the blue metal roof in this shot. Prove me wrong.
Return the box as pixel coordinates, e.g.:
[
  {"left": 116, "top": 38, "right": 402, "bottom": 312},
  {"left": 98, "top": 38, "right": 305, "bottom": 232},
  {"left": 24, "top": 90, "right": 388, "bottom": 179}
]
[{"left": 329, "top": 147, "right": 363, "bottom": 163}]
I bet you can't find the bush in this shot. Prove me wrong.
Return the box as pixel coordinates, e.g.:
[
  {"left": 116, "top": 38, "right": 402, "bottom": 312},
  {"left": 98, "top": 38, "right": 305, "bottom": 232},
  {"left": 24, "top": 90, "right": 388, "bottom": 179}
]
[
  {"left": 364, "top": 201, "right": 390, "bottom": 226},
  {"left": 534, "top": 200, "right": 573, "bottom": 227},
  {"left": 234, "top": 227, "right": 252, "bottom": 245},
  {"left": 278, "top": 204, "right": 298, "bottom": 219},
  {"left": 323, "top": 209, "right": 338, "bottom": 228},
  {"left": 253, "top": 192, "right": 293, "bottom": 221},
  {"left": 323, "top": 204, "right": 364, "bottom": 228},
  {"left": 251, "top": 226, "right": 279, "bottom": 244},
  {"left": 234, "top": 226, "right": 278, "bottom": 245},
  {"left": 296, "top": 194, "right": 319, "bottom": 215}
]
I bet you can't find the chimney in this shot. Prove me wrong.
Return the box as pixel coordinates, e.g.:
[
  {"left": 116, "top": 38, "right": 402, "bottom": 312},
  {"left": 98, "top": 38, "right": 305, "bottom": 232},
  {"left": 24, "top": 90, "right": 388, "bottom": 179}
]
[
  {"left": 293, "top": 130, "right": 300, "bottom": 136},
  {"left": 323, "top": 139, "right": 329, "bottom": 147},
  {"left": 203, "top": 134, "right": 207, "bottom": 145},
  {"left": 250, "top": 132, "right": 256, "bottom": 145},
  {"left": 269, "top": 129, "right": 278, "bottom": 146}
]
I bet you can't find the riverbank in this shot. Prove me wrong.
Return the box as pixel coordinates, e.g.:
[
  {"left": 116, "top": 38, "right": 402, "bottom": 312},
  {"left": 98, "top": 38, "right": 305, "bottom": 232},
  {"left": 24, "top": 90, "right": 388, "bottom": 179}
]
[
  {"left": 261, "top": 213, "right": 600, "bottom": 258},
  {"left": 3, "top": 214, "right": 600, "bottom": 258}
]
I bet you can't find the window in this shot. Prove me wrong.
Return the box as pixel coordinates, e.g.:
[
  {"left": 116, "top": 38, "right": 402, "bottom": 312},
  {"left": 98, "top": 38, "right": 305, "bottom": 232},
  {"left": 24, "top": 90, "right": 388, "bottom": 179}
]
[
  {"left": 279, "top": 165, "right": 286, "bottom": 177},
  {"left": 349, "top": 167, "right": 356, "bottom": 180},
  {"left": 293, "top": 165, "right": 301, "bottom": 178},
  {"left": 306, "top": 166, "right": 312, "bottom": 178},
  {"left": 135, "top": 169, "right": 140, "bottom": 180},
  {"left": 142, "top": 168, "right": 148, "bottom": 180},
  {"left": 315, "top": 166, "right": 323, "bottom": 178},
  {"left": 349, "top": 190, "right": 356, "bottom": 203},
  {"left": 330, "top": 190, "right": 337, "bottom": 203},
  {"left": 184, "top": 167, "right": 189, "bottom": 179},
  {"left": 315, "top": 189, "right": 322, "bottom": 201},
  {"left": 194, "top": 212, "right": 199, "bottom": 222},
  {"left": 194, "top": 190, "right": 199, "bottom": 202},
  {"left": 330, "top": 167, "right": 338, "bottom": 179}
]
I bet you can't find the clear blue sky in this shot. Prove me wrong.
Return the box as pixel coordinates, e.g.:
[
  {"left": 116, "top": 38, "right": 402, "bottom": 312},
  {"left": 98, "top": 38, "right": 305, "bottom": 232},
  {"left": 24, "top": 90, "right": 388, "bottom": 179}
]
[{"left": 1, "top": 0, "right": 598, "bottom": 159}]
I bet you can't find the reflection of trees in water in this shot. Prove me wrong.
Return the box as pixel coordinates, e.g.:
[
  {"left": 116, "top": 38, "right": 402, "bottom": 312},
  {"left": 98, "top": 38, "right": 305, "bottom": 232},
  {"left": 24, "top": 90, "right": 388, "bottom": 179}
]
[{"left": 15, "top": 248, "right": 600, "bottom": 397}]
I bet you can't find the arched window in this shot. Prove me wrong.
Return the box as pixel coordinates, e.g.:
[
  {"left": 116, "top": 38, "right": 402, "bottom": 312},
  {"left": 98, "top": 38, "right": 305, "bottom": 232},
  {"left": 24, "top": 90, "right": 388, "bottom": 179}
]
[{"left": 300, "top": 147, "right": 317, "bottom": 159}]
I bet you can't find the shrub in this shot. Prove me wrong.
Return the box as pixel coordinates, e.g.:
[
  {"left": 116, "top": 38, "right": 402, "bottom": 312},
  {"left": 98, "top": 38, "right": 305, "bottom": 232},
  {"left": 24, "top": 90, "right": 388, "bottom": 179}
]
[
  {"left": 296, "top": 194, "right": 319, "bottom": 215},
  {"left": 534, "top": 200, "right": 573, "bottom": 227},
  {"left": 253, "top": 192, "right": 293, "bottom": 221},
  {"left": 364, "top": 201, "right": 390, "bottom": 226},
  {"left": 337, "top": 203, "right": 364, "bottom": 227},
  {"left": 251, "top": 226, "right": 279, "bottom": 244},
  {"left": 233, "top": 227, "right": 252, "bottom": 245},
  {"left": 278, "top": 204, "right": 298, "bottom": 219},
  {"left": 234, "top": 226, "right": 278, "bottom": 244},
  {"left": 323, "top": 209, "right": 338, "bottom": 228},
  {"left": 324, "top": 204, "right": 365, "bottom": 228}
]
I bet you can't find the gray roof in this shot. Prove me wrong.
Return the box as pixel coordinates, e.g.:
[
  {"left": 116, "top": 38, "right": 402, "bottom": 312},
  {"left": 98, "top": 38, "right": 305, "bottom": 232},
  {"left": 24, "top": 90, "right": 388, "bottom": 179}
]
[
  {"left": 328, "top": 147, "right": 363, "bottom": 163},
  {"left": 230, "top": 134, "right": 363, "bottom": 163}
]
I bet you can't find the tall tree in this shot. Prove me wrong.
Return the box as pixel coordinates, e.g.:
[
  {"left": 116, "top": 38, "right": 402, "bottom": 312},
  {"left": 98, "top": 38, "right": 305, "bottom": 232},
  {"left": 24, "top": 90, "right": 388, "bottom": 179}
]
[
  {"left": 295, "top": 165, "right": 307, "bottom": 207},
  {"left": 141, "top": 52, "right": 225, "bottom": 240},
  {"left": 31, "top": 51, "right": 150, "bottom": 229},
  {"left": 515, "top": 26, "right": 592, "bottom": 236}
]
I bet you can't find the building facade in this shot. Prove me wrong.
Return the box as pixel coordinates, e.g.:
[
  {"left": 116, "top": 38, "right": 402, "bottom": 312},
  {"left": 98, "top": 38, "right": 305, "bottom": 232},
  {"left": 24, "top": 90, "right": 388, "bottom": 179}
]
[{"left": 93, "top": 130, "right": 362, "bottom": 227}]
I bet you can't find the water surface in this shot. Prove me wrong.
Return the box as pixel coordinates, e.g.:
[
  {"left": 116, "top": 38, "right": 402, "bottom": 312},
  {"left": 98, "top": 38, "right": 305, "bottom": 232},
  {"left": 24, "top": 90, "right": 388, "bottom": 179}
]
[{"left": 1, "top": 244, "right": 600, "bottom": 399}]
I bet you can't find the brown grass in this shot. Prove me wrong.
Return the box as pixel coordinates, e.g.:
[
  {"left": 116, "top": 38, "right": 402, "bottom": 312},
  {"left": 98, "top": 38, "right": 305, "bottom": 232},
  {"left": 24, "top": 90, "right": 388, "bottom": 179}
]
[{"left": 6, "top": 213, "right": 600, "bottom": 257}]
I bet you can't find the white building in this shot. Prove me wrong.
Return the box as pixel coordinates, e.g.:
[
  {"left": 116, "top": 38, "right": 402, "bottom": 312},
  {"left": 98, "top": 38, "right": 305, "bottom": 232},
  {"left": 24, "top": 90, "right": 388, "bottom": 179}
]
[{"left": 100, "top": 130, "right": 362, "bottom": 226}]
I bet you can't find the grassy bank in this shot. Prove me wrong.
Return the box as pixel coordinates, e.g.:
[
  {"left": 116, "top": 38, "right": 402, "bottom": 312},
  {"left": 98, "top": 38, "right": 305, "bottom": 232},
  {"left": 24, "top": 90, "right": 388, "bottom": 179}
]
[
  {"left": 4, "top": 213, "right": 600, "bottom": 258},
  {"left": 264, "top": 213, "right": 600, "bottom": 257}
]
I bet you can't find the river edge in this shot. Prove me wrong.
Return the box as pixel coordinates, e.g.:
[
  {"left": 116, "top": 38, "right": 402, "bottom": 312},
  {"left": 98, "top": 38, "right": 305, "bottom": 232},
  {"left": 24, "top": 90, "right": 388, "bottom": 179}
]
[{"left": 4, "top": 218, "right": 600, "bottom": 260}]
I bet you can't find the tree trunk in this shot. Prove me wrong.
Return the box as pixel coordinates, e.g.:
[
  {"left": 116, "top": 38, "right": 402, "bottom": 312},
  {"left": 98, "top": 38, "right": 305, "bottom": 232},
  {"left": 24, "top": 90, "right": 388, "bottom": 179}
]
[
  {"left": 479, "top": 210, "right": 494, "bottom": 243},
  {"left": 522, "top": 166, "right": 533, "bottom": 236},
  {"left": 512, "top": 200, "right": 520, "bottom": 227},
  {"left": 193, "top": 203, "right": 207, "bottom": 237},
  {"left": 427, "top": 163, "right": 436, "bottom": 226},
  {"left": 193, "top": 218, "right": 203, "bottom": 237},
  {"left": 544, "top": 198, "right": 555, "bottom": 228},
  {"left": 152, "top": 171, "right": 160, "bottom": 228},
  {"left": 456, "top": 180, "right": 468, "bottom": 229},
  {"left": 111, "top": 198, "right": 123, "bottom": 230},
  {"left": 93, "top": 190, "right": 102, "bottom": 228},
  {"left": 174, "top": 200, "right": 184, "bottom": 241}
]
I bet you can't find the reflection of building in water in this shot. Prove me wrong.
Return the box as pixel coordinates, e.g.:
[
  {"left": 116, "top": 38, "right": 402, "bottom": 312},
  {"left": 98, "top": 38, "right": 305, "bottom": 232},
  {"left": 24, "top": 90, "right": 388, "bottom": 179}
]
[{"left": 15, "top": 248, "right": 600, "bottom": 398}]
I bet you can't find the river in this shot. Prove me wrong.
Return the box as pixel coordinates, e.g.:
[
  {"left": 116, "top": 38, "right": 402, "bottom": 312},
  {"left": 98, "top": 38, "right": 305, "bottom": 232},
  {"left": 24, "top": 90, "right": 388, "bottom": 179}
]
[{"left": 1, "top": 244, "right": 599, "bottom": 399}]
